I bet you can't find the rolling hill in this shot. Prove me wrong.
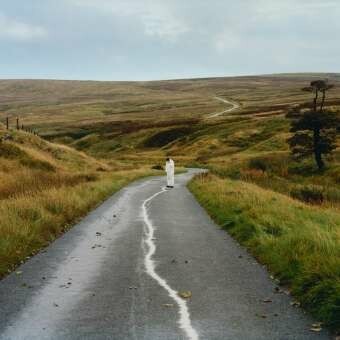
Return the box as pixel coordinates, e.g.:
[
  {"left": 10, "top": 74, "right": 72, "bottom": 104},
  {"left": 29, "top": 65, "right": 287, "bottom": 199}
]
[{"left": 0, "top": 73, "right": 339, "bottom": 331}]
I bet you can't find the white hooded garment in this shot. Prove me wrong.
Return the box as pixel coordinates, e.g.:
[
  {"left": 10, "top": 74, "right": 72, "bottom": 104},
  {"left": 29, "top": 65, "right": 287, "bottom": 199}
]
[{"left": 165, "top": 159, "right": 175, "bottom": 187}]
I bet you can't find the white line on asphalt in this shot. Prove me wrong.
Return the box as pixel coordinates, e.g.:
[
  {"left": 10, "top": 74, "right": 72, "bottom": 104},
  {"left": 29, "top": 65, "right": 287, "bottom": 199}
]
[{"left": 142, "top": 188, "right": 199, "bottom": 340}]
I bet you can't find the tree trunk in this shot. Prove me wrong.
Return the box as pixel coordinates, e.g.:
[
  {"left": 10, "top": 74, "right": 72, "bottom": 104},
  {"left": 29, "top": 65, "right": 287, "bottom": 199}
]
[
  {"left": 320, "top": 90, "right": 326, "bottom": 112},
  {"left": 313, "top": 89, "right": 318, "bottom": 112}
]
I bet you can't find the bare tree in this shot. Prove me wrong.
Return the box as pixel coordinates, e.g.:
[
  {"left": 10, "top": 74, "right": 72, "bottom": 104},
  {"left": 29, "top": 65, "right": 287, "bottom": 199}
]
[{"left": 287, "top": 80, "right": 339, "bottom": 170}]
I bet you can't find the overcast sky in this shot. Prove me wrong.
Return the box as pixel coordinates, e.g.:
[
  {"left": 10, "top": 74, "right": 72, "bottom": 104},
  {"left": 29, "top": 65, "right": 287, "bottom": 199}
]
[{"left": 1, "top": 0, "right": 339, "bottom": 81}]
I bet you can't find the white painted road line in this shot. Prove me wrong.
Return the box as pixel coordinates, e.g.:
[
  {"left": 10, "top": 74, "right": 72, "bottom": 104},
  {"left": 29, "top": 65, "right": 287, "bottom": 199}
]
[{"left": 142, "top": 188, "right": 199, "bottom": 340}]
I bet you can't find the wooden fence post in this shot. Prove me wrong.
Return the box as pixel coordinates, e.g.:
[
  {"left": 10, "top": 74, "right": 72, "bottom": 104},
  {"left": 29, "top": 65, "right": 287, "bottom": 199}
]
[
  {"left": 16, "top": 117, "right": 19, "bottom": 130},
  {"left": 6, "top": 117, "right": 9, "bottom": 130}
]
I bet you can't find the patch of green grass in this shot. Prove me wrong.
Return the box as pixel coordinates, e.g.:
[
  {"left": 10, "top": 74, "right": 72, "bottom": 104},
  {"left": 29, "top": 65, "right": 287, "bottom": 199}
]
[{"left": 189, "top": 173, "right": 340, "bottom": 332}]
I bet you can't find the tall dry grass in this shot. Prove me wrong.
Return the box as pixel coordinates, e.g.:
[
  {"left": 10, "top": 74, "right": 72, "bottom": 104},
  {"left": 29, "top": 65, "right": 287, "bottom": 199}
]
[
  {"left": 189, "top": 173, "right": 340, "bottom": 332},
  {"left": 0, "top": 130, "right": 158, "bottom": 278},
  {"left": 0, "top": 168, "right": 157, "bottom": 278}
]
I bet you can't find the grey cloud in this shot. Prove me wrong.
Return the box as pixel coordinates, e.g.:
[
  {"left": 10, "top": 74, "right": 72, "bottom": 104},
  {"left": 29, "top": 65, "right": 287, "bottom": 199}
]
[
  {"left": 0, "top": 0, "right": 339, "bottom": 80},
  {"left": 71, "top": 0, "right": 191, "bottom": 41},
  {"left": 0, "top": 12, "right": 48, "bottom": 41}
]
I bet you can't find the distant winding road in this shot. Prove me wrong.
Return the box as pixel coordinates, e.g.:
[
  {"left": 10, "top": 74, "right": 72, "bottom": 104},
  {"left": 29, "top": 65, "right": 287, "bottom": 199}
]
[
  {"left": 207, "top": 97, "right": 240, "bottom": 118},
  {"left": 0, "top": 170, "right": 330, "bottom": 339}
]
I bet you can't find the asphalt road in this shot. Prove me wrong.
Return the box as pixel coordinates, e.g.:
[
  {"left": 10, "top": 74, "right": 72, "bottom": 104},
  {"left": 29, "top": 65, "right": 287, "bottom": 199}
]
[{"left": 0, "top": 170, "right": 331, "bottom": 340}]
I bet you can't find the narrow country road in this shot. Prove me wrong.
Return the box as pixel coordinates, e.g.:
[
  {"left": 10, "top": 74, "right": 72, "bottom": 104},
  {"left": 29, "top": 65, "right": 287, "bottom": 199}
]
[
  {"left": 207, "top": 97, "right": 240, "bottom": 118},
  {"left": 0, "top": 170, "right": 330, "bottom": 340}
]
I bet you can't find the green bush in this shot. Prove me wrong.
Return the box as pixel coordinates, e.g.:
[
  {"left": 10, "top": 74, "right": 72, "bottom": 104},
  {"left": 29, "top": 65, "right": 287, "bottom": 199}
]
[
  {"left": 248, "top": 158, "right": 268, "bottom": 172},
  {"left": 151, "top": 164, "right": 164, "bottom": 170},
  {"left": 291, "top": 185, "right": 324, "bottom": 204},
  {"left": 288, "top": 162, "right": 317, "bottom": 175}
]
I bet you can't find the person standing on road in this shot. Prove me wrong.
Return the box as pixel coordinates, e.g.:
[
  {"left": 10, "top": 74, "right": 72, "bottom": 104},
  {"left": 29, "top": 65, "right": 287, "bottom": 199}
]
[{"left": 165, "top": 157, "right": 175, "bottom": 188}]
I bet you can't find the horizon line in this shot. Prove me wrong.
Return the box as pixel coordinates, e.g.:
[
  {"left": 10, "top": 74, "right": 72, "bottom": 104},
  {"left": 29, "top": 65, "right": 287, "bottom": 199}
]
[{"left": 0, "top": 72, "right": 339, "bottom": 83}]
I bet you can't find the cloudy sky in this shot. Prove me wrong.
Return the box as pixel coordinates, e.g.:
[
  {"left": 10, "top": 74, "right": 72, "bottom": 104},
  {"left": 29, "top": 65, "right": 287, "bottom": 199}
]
[{"left": 1, "top": 0, "right": 339, "bottom": 80}]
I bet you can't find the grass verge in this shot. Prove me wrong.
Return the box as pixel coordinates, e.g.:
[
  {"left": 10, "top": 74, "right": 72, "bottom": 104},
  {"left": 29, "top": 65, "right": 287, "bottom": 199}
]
[
  {"left": 188, "top": 173, "right": 340, "bottom": 332},
  {"left": 0, "top": 168, "right": 159, "bottom": 279}
]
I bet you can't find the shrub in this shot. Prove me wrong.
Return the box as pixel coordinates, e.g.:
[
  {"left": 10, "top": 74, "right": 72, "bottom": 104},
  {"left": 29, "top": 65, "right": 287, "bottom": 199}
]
[
  {"left": 248, "top": 158, "right": 268, "bottom": 172},
  {"left": 290, "top": 185, "right": 324, "bottom": 204},
  {"left": 240, "top": 169, "right": 268, "bottom": 181},
  {"left": 144, "top": 127, "right": 192, "bottom": 148},
  {"left": 151, "top": 164, "right": 163, "bottom": 170},
  {"left": 248, "top": 155, "right": 290, "bottom": 177},
  {"left": 96, "top": 166, "right": 108, "bottom": 172},
  {"left": 0, "top": 143, "right": 25, "bottom": 158},
  {"left": 324, "top": 186, "right": 340, "bottom": 204},
  {"left": 288, "top": 162, "right": 317, "bottom": 176}
]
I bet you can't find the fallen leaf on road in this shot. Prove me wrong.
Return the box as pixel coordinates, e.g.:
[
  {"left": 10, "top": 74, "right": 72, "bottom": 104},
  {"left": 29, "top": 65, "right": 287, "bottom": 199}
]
[
  {"left": 178, "top": 291, "right": 192, "bottom": 299},
  {"left": 162, "top": 304, "right": 174, "bottom": 308},
  {"left": 290, "top": 301, "right": 300, "bottom": 307},
  {"left": 310, "top": 322, "right": 322, "bottom": 332},
  {"left": 16, "top": 271, "right": 22, "bottom": 275},
  {"left": 310, "top": 326, "right": 322, "bottom": 332},
  {"left": 92, "top": 244, "right": 103, "bottom": 249},
  {"left": 256, "top": 313, "right": 267, "bottom": 319},
  {"left": 262, "top": 298, "right": 272, "bottom": 303}
]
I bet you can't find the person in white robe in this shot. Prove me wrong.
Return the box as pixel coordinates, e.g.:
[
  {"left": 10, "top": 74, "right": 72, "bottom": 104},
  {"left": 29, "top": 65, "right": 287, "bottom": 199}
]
[{"left": 165, "top": 158, "right": 175, "bottom": 188}]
